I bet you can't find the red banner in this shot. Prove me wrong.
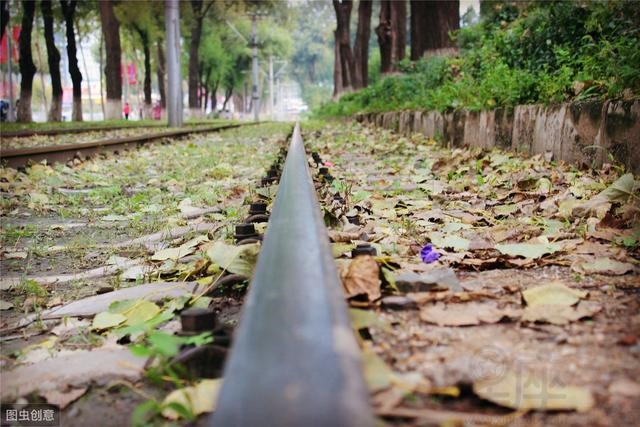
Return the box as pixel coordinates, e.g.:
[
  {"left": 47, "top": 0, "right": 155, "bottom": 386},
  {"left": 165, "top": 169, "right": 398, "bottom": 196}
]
[{"left": 0, "top": 26, "right": 20, "bottom": 64}]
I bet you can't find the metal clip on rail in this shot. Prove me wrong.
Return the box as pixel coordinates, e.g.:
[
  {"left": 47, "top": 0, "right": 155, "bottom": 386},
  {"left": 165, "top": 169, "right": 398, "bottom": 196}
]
[{"left": 210, "top": 124, "right": 374, "bottom": 426}]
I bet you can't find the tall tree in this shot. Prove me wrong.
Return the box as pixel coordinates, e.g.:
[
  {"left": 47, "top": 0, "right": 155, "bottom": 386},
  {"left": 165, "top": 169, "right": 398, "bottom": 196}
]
[
  {"left": 41, "top": 0, "right": 62, "bottom": 121},
  {"left": 60, "top": 0, "right": 82, "bottom": 121},
  {"left": 410, "top": 0, "right": 459, "bottom": 60},
  {"left": 134, "top": 24, "right": 152, "bottom": 116},
  {"left": 332, "top": 0, "right": 355, "bottom": 95},
  {"left": 99, "top": 0, "right": 122, "bottom": 119},
  {"left": 353, "top": 0, "right": 372, "bottom": 89},
  {"left": 156, "top": 40, "right": 166, "bottom": 109},
  {"left": 376, "top": 0, "right": 406, "bottom": 74},
  {"left": 17, "top": 0, "right": 36, "bottom": 122},
  {"left": 1, "top": 0, "right": 9, "bottom": 42},
  {"left": 187, "top": 0, "right": 213, "bottom": 116}
]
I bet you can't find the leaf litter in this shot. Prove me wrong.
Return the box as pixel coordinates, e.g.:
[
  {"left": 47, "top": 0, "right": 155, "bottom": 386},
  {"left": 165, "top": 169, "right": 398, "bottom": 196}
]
[{"left": 308, "top": 122, "right": 639, "bottom": 425}]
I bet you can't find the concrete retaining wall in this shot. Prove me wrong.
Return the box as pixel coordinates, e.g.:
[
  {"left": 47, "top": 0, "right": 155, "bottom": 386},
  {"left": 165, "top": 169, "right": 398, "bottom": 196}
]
[{"left": 356, "top": 100, "right": 640, "bottom": 174}]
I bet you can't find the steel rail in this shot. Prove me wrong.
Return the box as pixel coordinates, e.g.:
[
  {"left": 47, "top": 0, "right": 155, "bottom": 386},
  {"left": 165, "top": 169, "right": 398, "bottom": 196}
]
[
  {"left": 210, "top": 123, "right": 373, "bottom": 426},
  {"left": 0, "top": 120, "right": 224, "bottom": 138},
  {"left": 0, "top": 123, "right": 253, "bottom": 168},
  {"left": 1, "top": 124, "right": 165, "bottom": 138}
]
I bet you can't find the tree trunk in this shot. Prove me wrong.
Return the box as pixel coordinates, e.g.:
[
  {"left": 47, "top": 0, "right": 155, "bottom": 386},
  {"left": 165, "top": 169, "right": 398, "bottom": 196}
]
[
  {"left": 60, "top": 0, "right": 82, "bottom": 121},
  {"left": 410, "top": 0, "right": 459, "bottom": 60},
  {"left": 17, "top": 1, "right": 36, "bottom": 122},
  {"left": 188, "top": 0, "right": 204, "bottom": 116},
  {"left": 333, "top": 0, "right": 355, "bottom": 94},
  {"left": 377, "top": 0, "right": 406, "bottom": 74},
  {"left": 210, "top": 81, "right": 218, "bottom": 112},
  {"left": 376, "top": 0, "right": 392, "bottom": 74},
  {"left": 332, "top": 30, "right": 343, "bottom": 98},
  {"left": 156, "top": 40, "right": 166, "bottom": 109},
  {"left": 391, "top": 0, "right": 406, "bottom": 67},
  {"left": 353, "top": 0, "right": 372, "bottom": 89},
  {"left": 222, "top": 86, "right": 232, "bottom": 111},
  {"left": 134, "top": 25, "right": 152, "bottom": 118},
  {"left": 99, "top": 0, "right": 122, "bottom": 120},
  {"left": 42, "top": 0, "right": 63, "bottom": 121}
]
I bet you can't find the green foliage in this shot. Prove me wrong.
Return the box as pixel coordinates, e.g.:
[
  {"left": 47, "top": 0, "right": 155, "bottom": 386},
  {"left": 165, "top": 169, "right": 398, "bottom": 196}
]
[{"left": 316, "top": 1, "right": 639, "bottom": 117}]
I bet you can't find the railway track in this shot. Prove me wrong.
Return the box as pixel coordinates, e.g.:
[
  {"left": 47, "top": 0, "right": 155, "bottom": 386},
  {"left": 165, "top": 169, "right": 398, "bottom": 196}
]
[
  {"left": 210, "top": 123, "right": 373, "bottom": 426},
  {"left": 0, "top": 120, "right": 221, "bottom": 138},
  {"left": 0, "top": 122, "right": 252, "bottom": 168}
]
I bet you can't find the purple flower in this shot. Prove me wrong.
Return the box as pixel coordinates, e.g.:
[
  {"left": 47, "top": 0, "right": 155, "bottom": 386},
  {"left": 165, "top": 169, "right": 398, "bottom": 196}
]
[{"left": 420, "top": 244, "right": 440, "bottom": 263}]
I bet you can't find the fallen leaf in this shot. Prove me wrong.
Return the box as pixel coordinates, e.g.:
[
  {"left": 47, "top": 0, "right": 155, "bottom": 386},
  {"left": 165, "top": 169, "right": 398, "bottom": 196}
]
[
  {"left": 161, "top": 379, "right": 222, "bottom": 420},
  {"left": 572, "top": 173, "right": 637, "bottom": 218},
  {"left": 522, "top": 281, "right": 586, "bottom": 307},
  {"left": 111, "top": 300, "right": 160, "bottom": 326},
  {"left": 495, "top": 242, "right": 560, "bottom": 259},
  {"left": 342, "top": 255, "right": 381, "bottom": 301},
  {"left": 395, "top": 268, "right": 462, "bottom": 292},
  {"left": 473, "top": 369, "right": 593, "bottom": 411},
  {"left": 572, "top": 257, "right": 635, "bottom": 275},
  {"left": 362, "top": 347, "right": 393, "bottom": 393},
  {"left": 332, "top": 242, "right": 356, "bottom": 258},
  {"left": 430, "top": 232, "right": 470, "bottom": 252},
  {"left": 522, "top": 301, "right": 601, "bottom": 325},
  {"left": 92, "top": 312, "right": 127, "bottom": 330},
  {"left": 420, "top": 302, "right": 521, "bottom": 326},
  {"left": 206, "top": 241, "right": 260, "bottom": 276},
  {"left": 151, "top": 246, "right": 196, "bottom": 261},
  {"left": 349, "top": 308, "right": 391, "bottom": 331}
]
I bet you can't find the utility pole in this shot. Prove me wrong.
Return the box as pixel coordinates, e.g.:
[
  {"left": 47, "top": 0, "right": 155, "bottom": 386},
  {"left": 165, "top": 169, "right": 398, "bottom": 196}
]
[
  {"left": 165, "top": 0, "right": 183, "bottom": 127},
  {"left": 251, "top": 14, "right": 259, "bottom": 122}
]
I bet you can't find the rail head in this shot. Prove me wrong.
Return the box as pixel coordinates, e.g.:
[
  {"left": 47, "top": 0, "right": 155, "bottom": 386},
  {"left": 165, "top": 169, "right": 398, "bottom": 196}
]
[{"left": 210, "top": 123, "right": 373, "bottom": 426}]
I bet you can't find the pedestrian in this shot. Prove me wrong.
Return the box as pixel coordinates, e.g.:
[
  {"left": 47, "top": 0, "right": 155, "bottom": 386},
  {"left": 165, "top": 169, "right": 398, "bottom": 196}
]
[{"left": 123, "top": 102, "right": 130, "bottom": 120}]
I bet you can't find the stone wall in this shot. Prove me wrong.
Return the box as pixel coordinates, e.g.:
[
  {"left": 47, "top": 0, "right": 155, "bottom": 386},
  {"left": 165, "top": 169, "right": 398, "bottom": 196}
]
[{"left": 356, "top": 100, "right": 640, "bottom": 174}]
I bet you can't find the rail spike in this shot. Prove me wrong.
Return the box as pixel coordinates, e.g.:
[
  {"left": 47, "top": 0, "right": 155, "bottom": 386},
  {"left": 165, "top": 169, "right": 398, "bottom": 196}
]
[{"left": 210, "top": 123, "right": 374, "bottom": 427}]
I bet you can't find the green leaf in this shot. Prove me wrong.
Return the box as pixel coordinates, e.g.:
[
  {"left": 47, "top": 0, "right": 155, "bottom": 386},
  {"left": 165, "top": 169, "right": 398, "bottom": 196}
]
[
  {"left": 349, "top": 308, "right": 391, "bottom": 332},
  {"left": 206, "top": 241, "right": 260, "bottom": 276},
  {"left": 129, "top": 344, "right": 153, "bottom": 358},
  {"left": 148, "top": 332, "right": 182, "bottom": 357},
  {"left": 151, "top": 246, "right": 195, "bottom": 261},
  {"left": 495, "top": 242, "right": 560, "bottom": 259},
  {"left": 122, "top": 300, "right": 161, "bottom": 325},
  {"left": 92, "top": 311, "right": 127, "bottom": 330}
]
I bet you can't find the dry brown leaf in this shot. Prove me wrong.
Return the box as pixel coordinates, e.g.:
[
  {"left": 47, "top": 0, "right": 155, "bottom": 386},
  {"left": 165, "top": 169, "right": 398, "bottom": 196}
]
[
  {"left": 522, "top": 301, "right": 601, "bottom": 325},
  {"left": 420, "top": 301, "right": 521, "bottom": 326},
  {"left": 572, "top": 257, "right": 635, "bottom": 275},
  {"left": 342, "top": 255, "right": 381, "bottom": 301},
  {"left": 522, "top": 281, "right": 586, "bottom": 307}
]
